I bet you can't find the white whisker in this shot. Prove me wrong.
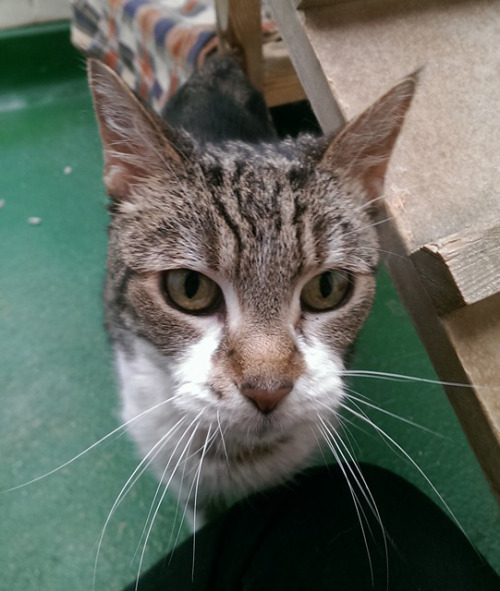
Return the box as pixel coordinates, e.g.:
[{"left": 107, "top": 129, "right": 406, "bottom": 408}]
[
  {"left": 216, "top": 410, "right": 230, "bottom": 468},
  {"left": 191, "top": 424, "right": 215, "bottom": 579},
  {"left": 320, "top": 415, "right": 386, "bottom": 536},
  {"left": 134, "top": 415, "right": 206, "bottom": 591},
  {"left": 352, "top": 193, "right": 386, "bottom": 213},
  {"left": 93, "top": 415, "right": 187, "bottom": 591},
  {"left": 331, "top": 420, "right": 390, "bottom": 589},
  {"left": 2, "top": 397, "right": 176, "bottom": 495},
  {"left": 343, "top": 386, "right": 445, "bottom": 439},
  {"left": 317, "top": 418, "right": 375, "bottom": 583},
  {"left": 341, "top": 403, "right": 469, "bottom": 542},
  {"left": 343, "top": 216, "right": 395, "bottom": 239},
  {"left": 335, "top": 413, "right": 362, "bottom": 455},
  {"left": 343, "top": 369, "right": 493, "bottom": 391},
  {"left": 168, "top": 427, "right": 220, "bottom": 556},
  {"left": 132, "top": 410, "right": 206, "bottom": 563},
  {"left": 167, "top": 444, "right": 192, "bottom": 554}
]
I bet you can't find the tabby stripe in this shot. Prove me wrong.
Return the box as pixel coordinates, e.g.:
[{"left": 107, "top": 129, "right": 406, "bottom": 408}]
[
  {"left": 115, "top": 267, "right": 135, "bottom": 314},
  {"left": 212, "top": 193, "right": 243, "bottom": 271},
  {"left": 112, "top": 266, "right": 143, "bottom": 334},
  {"left": 292, "top": 192, "right": 306, "bottom": 276},
  {"left": 311, "top": 214, "right": 330, "bottom": 264}
]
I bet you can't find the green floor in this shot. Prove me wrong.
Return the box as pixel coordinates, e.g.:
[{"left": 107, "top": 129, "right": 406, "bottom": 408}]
[{"left": 1, "top": 23, "right": 499, "bottom": 591}]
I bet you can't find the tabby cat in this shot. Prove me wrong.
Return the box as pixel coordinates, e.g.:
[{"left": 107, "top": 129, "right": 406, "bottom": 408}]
[{"left": 88, "top": 55, "right": 416, "bottom": 527}]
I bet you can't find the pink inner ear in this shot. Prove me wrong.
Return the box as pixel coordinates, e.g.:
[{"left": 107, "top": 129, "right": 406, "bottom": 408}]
[
  {"left": 318, "top": 74, "right": 418, "bottom": 206},
  {"left": 88, "top": 59, "right": 184, "bottom": 202},
  {"left": 362, "top": 161, "right": 388, "bottom": 201}
]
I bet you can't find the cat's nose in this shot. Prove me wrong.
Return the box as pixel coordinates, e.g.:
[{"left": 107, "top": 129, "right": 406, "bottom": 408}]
[{"left": 241, "top": 382, "right": 294, "bottom": 414}]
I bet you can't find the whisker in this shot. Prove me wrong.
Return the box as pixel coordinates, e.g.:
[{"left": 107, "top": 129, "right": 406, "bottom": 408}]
[
  {"left": 352, "top": 193, "right": 386, "bottom": 213},
  {"left": 343, "top": 216, "right": 395, "bottom": 239},
  {"left": 93, "top": 415, "right": 187, "bottom": 591},
  {"left": 191, "top": 424, "right": 215, "bottom": 580},
  {"left": 216, "top": 410, "right": 230, "bottom": 468},
  {"left": 314, "top": 398, "right": 373, "bottom": 442},
  {"left": 341, "top": 403, "right": 470, "bottom": 542},
  {"left": 167, "top": 426, "right": 221, "bottom": 557},
  {"left": 365, "top": 246, "right": 406, "bottom": 259},
  {"left": 179, "top": 426, "right": 219, "bottom": 531},
  {"left": 343, "top": 369, "right": 496, "bottom": 391},
  {"left": 311, "top": 426, "right": 332, "bottom": 469},
  {"left": 331, "top": 420, "right": 390, "bottom": 589},
  {"left": 134, "top": 417, "right": 206, "bottom": 591},
  {"left": 343, "top": 386, "right": 446, "bottom": 439},
  {"left": 335, "top": 413, "right": 363, "bottom": 455},
  {"left": 1, "top": 397, "right": 176, "bottom": 495},
  {"left": 168, "top": 445, "right": 192, "bottom": 555},
  {"left": 132, "top": 410, "right": 206, "bottom": 563},
  {"left": 317, "top": 418, "right": 375, "bottom": 583},
  {"left": 320, "top": 415, "right": 386, "bottom": 536}
]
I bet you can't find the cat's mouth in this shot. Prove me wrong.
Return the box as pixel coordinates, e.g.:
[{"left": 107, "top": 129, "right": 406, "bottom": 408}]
[{"left": 208, "top": 435, "right": 291, "bottom": 464}]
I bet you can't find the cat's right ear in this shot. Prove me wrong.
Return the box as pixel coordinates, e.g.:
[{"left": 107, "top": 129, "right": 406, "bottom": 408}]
[
  {"left": 88, "top": 59, "right": 184, "bottom": 202},
  {"left": 318, "top": 72, "right": 419, "bottom": 210}
]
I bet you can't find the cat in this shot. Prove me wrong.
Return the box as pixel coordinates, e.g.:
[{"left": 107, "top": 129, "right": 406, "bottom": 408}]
[{"left": 88, "top": 55, "right": 416, "bottom": 528}]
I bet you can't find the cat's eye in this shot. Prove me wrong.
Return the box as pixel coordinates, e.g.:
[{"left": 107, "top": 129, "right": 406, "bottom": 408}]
[
  {"left": 162, "top": 269, "right": 221, "bottom": 314},
  {"left": 300, "top": 270, "right": 352, "bottom": 312}
]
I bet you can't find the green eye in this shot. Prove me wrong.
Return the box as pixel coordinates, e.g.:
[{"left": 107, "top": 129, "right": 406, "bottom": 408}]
[
  {"left": 162, "top": 269, "right": 221, "bottom": 314},
  {"left": 301, "top": 270, "right": 352, "bottom": 311}
]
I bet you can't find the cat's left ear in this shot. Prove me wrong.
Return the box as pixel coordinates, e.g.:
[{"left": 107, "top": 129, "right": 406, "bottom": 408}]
[
  {"left": 318, "top": 72, "right": 419, "bottom": 209},
  {"left": 88, "top": 59, "right": 184, "bottom": 201}
]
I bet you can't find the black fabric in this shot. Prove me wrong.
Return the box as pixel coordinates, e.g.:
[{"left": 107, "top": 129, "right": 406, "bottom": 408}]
[{"left": 124, "top": 464, "right": 500, "bottom": 591}]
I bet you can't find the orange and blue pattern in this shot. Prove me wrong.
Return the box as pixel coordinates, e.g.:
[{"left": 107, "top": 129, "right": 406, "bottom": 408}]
[{"left": 71, "top": 0, "right": 277, "bottom": 113}]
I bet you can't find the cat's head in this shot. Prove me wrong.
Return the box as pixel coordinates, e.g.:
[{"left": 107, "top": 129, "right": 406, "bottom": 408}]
[{"left": 88, "top": 60, "right": 416, "bottom": 498}]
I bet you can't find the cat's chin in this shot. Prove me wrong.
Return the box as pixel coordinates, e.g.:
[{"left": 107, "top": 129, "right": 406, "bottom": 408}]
[
  {"left": 178, "top": 423, "right": 320, "bottom": 516},
  {"left": 208, "top": 433, "right": 291, "bottom": 464}
]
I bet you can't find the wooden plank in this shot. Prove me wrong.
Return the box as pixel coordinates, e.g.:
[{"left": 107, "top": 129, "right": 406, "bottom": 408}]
[
  {"left": 215, "top": 0, "right": 305, "bottom": 107},
  {"left": 443, "top": 295, "right": 500, "bottom": 502},
  {"left": 215, "top": 0, "right": 264, "bottom": 90},
  {"left": 412, "top": 223, "right": 500, "bottom": 315},
  {"left": 262, "top": 40, "right": 306, "bottom": 106},
  {"left": 270, "top": 0, "right": 345, "bottom": 132},
  {"left": 378, "top": 207, "right": 500, "bottom": 504}
]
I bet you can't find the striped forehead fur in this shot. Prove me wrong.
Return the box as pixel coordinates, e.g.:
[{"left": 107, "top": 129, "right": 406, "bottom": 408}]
[{"left": 110, "top": 135, "right": 380, "bottom": 283}]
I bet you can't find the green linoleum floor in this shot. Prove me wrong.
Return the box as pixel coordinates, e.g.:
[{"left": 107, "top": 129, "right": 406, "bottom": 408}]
[{"left": 1, "top": 22, "right": 499, "bottom": 591}]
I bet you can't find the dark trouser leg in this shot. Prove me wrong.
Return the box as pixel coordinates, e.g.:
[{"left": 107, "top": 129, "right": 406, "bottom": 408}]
[{"left": 124, "top": 464, "right": 500, "bottom": 591}]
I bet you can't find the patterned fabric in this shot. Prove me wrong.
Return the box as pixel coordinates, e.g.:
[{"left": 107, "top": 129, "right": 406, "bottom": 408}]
[{"left": 71, "top": 0, "right": 277, "bottom": 114}]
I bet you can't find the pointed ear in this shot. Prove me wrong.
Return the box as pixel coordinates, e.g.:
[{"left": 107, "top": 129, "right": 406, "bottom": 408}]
[
  {"left": 87, "top": 59, "right": 184, "bottom": 201},
  {"left": 318, "top": 72, "right": 419, "bottom": 207}
]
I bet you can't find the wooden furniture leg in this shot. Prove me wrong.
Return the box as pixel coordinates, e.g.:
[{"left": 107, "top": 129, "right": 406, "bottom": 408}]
[{"left": 215, "top": 0, "right": 306, "bottom": 106}]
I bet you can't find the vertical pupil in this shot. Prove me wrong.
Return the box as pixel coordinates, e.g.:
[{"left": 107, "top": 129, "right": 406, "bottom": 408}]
[
  {"left": 184, "top": 272, "right": 200, "bottom": 299},
  {"left": 319, "top": 272, "right": 333, "bottom": 298}
]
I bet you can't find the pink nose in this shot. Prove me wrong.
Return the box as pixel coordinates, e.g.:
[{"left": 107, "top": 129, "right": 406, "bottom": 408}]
[{"left": 241, "top": 383, "right": 294, "bottom": 414}]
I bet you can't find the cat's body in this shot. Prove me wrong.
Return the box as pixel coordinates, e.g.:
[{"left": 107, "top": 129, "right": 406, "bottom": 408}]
[
  {"left": 161, "top": 56, "right": 278, "bottom": 144},
  {"left": 89, "top": 56, "right": 416, "bottom": 524}
]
